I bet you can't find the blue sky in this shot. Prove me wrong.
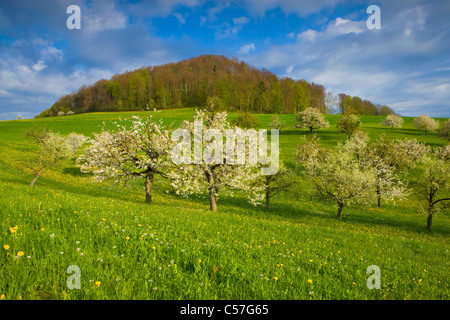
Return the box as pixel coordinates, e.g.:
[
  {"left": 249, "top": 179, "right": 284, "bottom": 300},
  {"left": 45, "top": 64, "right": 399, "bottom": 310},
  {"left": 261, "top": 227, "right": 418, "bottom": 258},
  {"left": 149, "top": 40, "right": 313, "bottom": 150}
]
[{"left": 0, "top": 0, "right": 449, "bottom": 120}]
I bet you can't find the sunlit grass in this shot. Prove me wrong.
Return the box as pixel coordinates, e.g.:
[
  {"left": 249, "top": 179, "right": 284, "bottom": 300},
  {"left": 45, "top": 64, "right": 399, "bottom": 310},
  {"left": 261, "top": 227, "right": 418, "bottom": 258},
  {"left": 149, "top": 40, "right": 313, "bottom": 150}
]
[{"left": 0, "top": 109, "right": 448, "bottom": 300}]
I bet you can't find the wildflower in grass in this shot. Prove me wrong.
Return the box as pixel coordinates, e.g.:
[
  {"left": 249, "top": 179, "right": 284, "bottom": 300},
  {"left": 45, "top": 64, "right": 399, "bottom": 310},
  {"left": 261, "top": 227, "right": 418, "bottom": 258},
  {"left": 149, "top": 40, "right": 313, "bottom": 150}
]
[
  {"left": 152, "top": 246, "right": 156, "bottom": 250},
  {"left": 0, "top": 294, "right": 4, "bottom": 299},
  {"left": 40, "top": 228, "right": 44, "bottom": 231},
  {"left": 198, "top": 259, "right": 202, "bottom": 263},
  {"left": 274, "top": 277, "right": 278, "bottom": 281},
  {"left": 95, "top": 281, "right": 101, "bottom": 287},
  {"left": 308, "top": 279, "right": 313, "bottom": 284},
  {"left": 125, "top": 236, "right": 130, "bottom": 240},
  {"left": 3, "top": 245, "right": 9, "bottom": 250},
  {"left": 9, "top": 228, "right": 16, "bottom": 234},
  {"left": 17, "top": 251, "right": 24, "bottom": 257}
]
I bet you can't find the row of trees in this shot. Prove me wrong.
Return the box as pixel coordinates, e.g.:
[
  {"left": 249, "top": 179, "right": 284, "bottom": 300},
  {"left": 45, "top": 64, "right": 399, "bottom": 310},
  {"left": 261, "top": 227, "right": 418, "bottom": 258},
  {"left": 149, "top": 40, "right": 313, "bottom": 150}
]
[
  {"left": 296, "top": 133, "right": 449, "bottom": 231},
  {"left": 292, "top": 108, "right": 450, "bottom": 140},
  {"left": 25, "top": 105, "right": 449, "bottom": 231},
  {"left": 37, "top": 55, "right": 394, "bottom": 118}
]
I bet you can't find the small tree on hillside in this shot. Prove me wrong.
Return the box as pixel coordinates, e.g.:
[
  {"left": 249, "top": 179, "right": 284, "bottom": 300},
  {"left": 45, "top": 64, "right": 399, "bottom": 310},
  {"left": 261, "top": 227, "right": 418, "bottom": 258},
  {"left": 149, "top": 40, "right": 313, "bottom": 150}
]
[
  {"left": 232, "top": 112, "right": 261, "bottom": 129},
  {"left": 299, "top": 144, "right": 376, "bottom": 220},
  {"left": 24, "top": 128, "right": 71, "bottom": 187},
  {"left": 168, "top": 109, "right": 265, "bottom": 211},
  {"left": 268, "top": 115, "right": 286, "bottom": 131},
  {"left": 437, "top": 119, "right": 450, "bottom": 141},
  {"left": 436, "top": 145, "right": 450, "bottom": 161},
  {"left": 382, "top": 114, "right": 404, "bottom": 129},
  {"left": 253, "top": 161, "right": 296, "bottom": 210},
  {"left": 77, "top": 116, "right": 174, "bottom": 204},
  {"left": 66, "top": 133, "right": 87, "bottom": 159},
  {"left": 337, "top": 114, "right": 361, "bottom": 139},
  {"left": 393, "top": 138, "right": 430, "bottom": 171},
  {"left": 414, "top": 115, "right": 439, "bottom": 134},
  {"left": 416, "top": 156, "right": 450, "bottom": 231},
  {"left": 294, "top": 107, "right": 329, "bottom": 134}
]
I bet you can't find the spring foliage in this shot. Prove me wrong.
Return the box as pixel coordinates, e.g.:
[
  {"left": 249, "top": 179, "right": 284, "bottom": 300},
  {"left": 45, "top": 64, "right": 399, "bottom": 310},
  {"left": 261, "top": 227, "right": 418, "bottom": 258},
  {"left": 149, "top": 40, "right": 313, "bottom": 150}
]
[
  {"left": 167, "top": 109, "right": 264, "bottom": 211},
  {"left": 77, "top": 116, "right": 174, "bottom": 203},
  {"left": 414, "top": 115, "right": 439, "bottom": 134},
  {"left": 382, "top": 114, "right": 404, "bottom": 129},
  {"left": 294, "top": 107, "right": 329, "bottom": 133},
  {"left": 336, "top": 114, "right": 361, "bottom": 139}
]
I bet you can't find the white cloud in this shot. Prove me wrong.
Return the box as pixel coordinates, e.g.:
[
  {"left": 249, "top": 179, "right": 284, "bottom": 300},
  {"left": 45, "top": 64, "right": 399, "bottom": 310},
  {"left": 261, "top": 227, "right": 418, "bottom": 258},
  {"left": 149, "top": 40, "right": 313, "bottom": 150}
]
[
  {"left": 32, "top": 61, "right": 46, "bottom": 72},
  {"left": 286, "top": 32, "right": 295, "bottom": 39},
  {"left": 173, "top": 13, "right": 187, "bottom": 24},
  {"left": 329, "top": 18, "right": 365, "bottom": 35},
  {"left": 297, "top": 29, "right": 319, "bottom": 42},
  {"left": 238, "top": 43, "right": 255, "bottom": 54},
  {"left": 83, "top": 0, "right": 128, "bottom": 32},
  {"left": 233, "top": 16, "right": 250, "bottom": 25}
]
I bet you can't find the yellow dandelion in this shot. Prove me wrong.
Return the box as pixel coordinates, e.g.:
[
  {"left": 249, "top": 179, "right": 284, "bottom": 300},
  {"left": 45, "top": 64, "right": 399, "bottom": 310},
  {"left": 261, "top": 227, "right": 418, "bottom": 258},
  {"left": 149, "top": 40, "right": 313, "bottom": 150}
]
[
  {"left": 95, "top": 281, "right": 101, "bottom": 287},
  {"left": 17, "top": 251, "right": 24, "bottom": 257},
  {"left": 3, "top": 245, "right": 9, "bottom": 250},
  {"left": 418, "top": 279, "right": 422, "bottom": 282},
  {"left": 198, "top": 259, "right": 202, "bottom": 263},
  {"left": 9, "top": 228, "right": 16, "bottom": 234},
  {"left": 309, "top": 259, "right": 313, "bottom": 263},
  {"left": 274, "top": 277, "right": 278, "bottom": 281},
  {"left": 152, "top": 246, "right": 156, "bottom": 250},
  {"left": 40, "top": 228, "right": 45, "bottom": 231},
  {"left": 125, "top": 236, "right": 130, "bottom": 240},
  {"left": 0, "top": 294, "right": 4, "bottom": 299},
  {"left": 308, "top": 279, "right": 313, "bottom": 284}
]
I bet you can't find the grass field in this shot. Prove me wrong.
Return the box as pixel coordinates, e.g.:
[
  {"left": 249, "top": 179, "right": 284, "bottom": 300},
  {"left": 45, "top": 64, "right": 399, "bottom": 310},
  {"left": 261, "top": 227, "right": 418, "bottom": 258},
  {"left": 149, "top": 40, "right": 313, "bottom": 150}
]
[{"left": 0, "top": 109, "right": 448, "bottom": 300}]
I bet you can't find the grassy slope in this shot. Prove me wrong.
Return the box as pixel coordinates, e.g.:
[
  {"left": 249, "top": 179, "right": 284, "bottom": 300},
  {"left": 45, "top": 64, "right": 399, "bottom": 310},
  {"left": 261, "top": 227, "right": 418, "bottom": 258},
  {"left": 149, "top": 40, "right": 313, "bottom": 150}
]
[{"left": 0, "top": 109, "right": 448, "bottom": 300}]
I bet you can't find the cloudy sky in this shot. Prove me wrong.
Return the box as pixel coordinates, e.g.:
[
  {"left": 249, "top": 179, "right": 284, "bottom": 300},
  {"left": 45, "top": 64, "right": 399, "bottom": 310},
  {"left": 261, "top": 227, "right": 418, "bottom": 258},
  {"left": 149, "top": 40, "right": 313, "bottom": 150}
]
[{"left": 0, "top": 0, "right": 449, "bottom": 120}]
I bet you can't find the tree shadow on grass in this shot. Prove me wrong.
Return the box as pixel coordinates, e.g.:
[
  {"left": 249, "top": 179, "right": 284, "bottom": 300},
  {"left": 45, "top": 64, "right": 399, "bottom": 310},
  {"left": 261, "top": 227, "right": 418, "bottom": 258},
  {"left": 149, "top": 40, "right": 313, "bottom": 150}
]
[
  {"left": 3, "top": 168, "right": 447, "bottom": 237},
  {"left": 62, "top": 166, "right": 89, "bottom": 177}
]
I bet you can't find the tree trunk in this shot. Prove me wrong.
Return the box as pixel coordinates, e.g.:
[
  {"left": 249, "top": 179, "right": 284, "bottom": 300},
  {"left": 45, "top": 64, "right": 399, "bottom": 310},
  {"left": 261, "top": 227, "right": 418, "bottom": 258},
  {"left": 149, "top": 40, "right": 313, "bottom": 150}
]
[
  {"left": 209, "top": 185, "right": 217, "bottom": 212},
  {"left": 427, "top": 213, "right": 433, "bottom": 232},
  {"left": 29, "top": 168, "right": 43, "bottom": 187},
  {"left": 376, "top": 186, "right": 381, "bottom": 207},
  {"left": 337, "top": 203, "right": 344, "bottom": 220},
  {"left": 145, "top": 172, "right": 154, "bottom": 204},
  {"left": 266, "top": 189, "right": 270, "bottom": 210},
  {"left": 206, "top": 172, "right": 217, "bottom": 212}
]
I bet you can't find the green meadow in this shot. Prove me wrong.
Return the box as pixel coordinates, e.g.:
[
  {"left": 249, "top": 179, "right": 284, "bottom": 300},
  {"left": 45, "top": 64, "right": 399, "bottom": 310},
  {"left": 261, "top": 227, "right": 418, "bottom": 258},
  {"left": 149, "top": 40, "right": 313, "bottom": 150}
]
[{"left": 0, "top": 109, "right": 448, "bottom": 300}]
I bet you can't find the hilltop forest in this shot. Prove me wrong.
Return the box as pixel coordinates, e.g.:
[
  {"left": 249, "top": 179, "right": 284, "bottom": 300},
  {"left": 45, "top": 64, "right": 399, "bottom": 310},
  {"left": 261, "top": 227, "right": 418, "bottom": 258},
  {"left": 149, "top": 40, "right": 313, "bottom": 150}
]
[{"left": 38, "top": 55, "right": 394, "bottom": 118}]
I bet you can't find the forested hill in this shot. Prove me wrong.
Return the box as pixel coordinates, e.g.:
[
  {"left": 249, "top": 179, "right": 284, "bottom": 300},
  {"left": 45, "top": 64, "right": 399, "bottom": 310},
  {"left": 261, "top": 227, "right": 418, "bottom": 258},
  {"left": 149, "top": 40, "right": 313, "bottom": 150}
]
[{"left": 37, "top": 55, "right": 394, "bottom": 118}]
